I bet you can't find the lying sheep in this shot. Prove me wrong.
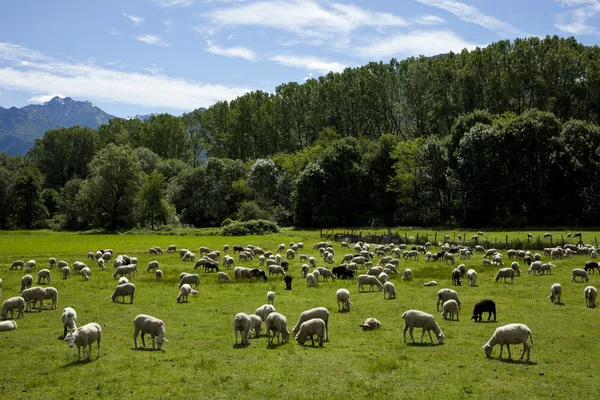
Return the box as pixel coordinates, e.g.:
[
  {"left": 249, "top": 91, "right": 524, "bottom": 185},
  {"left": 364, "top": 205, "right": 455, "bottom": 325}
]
[
  {"left": 176, "top": 283, "right": 198, "bottom": 303},
  {"left": 423, "top": 281, "right": 438, "bottom": 287},
  {"left": 64, "top": 322, "right": 102, "bottom": 361},
  {"left": 548, "top": 283, "right": 562, "bottom": 304},
  {"left": 572, "top": 268, "right": 590, "bottom": 283},
  {"left": 255, "top": 304, "right": 276, "bottom": 322},
  {"left": 358, "top": 275, "right": 383, "bottom": 292},
  {"left": 295, "top": 318, "right": 326, "bottom": 346},
  {"left": 483, "top": 323, "right": 533, "bottom": 361},
  {"left": 383, "top": 281, "right": 396, "bottom": 300},
  {"left": 266, "top": 312, "right": 290, "bottom": 346},
  {"left": 110, "top": 283, "right": 135, "bottom": 304},
  {"left": 441, "top": 299, "right": 459, "bottom": 320},
  {"left": 249, "top": 314, "right": 262, "bottom": 338},
  {"left": 402, "top": 309, "right": 445, "bottom": 344},
  {"left": 336, "top": 289, "right": 351, "bottom": 312},
  {"left": 155, "top": 269, "right": 163, "bottom": 282},
  {"left": 234, "top": 312, "right": 251, "bottom": 345},
  {"left": 1, "top": 297, "right": 25, "bottom": 320},
  {"left": 133, "top": 314, "right": 168, "bottom": 350},
  {"left": 584, "top": 286, "right": 598, "bottom": 308},
  {"left": 0, "top": 320, "right": 17, "bottom": 331},
  {"left": 495, "top": 268, "right": 514, "bottom": 284},
  {"left": 472, "top": 299, "right": 496, "bottom": 322},
  {"left": 267, "top": 291, "right": 276, "bottom": 305},
  {"left": 20, "top": 274, "right": 33, "bottom": 291},
  {"left": 467, "top": 269, "right": 477, "bottom": 286},
  {"left": 61, "top": 307, "right": 77, "bottom": 338},
  {"left": 359, "top": 318, "right": 381, "bottom": 331},
  {"left": 437, "top": 289, "right": 462, "bottom": 311},
  {"left": 292, "top": 307, "right": 329, "bottom": 342},
  {"left": 217, "top": 271, "right": 231, "bottom": 283},
  {"left": 21, "top": 287, "right": 46, "bottom": 312},
  {"left": 402, "top": 269, "right": 413, "bottom": 281},
  {"left": 179, "top": 273, "right": 200, "bottom": 290}
]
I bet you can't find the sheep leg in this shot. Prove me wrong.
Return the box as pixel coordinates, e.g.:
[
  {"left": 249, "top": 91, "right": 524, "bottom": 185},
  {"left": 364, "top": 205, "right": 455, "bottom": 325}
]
[
  {"left": 310, "top": 335, "right": 315, "bottom": 346},
  {"left": 506, "top": 344, "right": 512, "bottom": 358},
  {"left": 134, "top": 330, "right": 139, "bottom": 348},
  {"left": 519, "top": 343, "right": 528, "bottom": 360},
  {"left": 427, "top": 329, "right": 434, "bottom": 343},
  {"left": 77, "top": 346, "right": 82, "bottom": 361},
  {"left": 141, "top": 332, "right": 147, "bottom": 347},
  {"left": 234, "top": 329, "right": 238, "bottom": 344},
  {"left": 499, "top": 344, "right": 504, "bottom": 358},
  {"left": 87, "top": 344, "right": 93, "bottom": 360}
]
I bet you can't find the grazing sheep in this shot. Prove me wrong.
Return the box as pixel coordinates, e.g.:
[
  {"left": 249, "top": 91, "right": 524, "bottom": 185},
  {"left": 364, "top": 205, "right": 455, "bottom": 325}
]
[
  {"left": 155, "top": 269, "right": 163, "bottom": 282},
  {"left": 146, "top": 261, "right": 159, "bottom": 273},
  {"left": 472, "top": 299, "right": 496, "bottom": 322},
  {"left": 118, "top": 277, "right": 129, "bottom": 285},
  {"left": 481, "top": 259, "right": 492, "bottom": 266},
  {"left": 133, "top": 314, "right": 168, "bottom": 350},
  {"left": 284, "top": 274, "right": 293, "bottom": 290},
  {"left": 178, "top": 273, "right": 200, "bottom": 290},
  {"left": 63, "top": 322, "right": 102, "bottom": 361},
  {"left": 378, "top": 272, "right": 389, "bottom": 284},
  {"left": 401, "top": 310, "right": 445, "bottom": 344},
  {"left": 217, "top": 271, "right": 231, "bottom": 283},
  {"left": 266, "top": 291, "right": 276, "bottom": 305},
  {"left": 97, "top": 259, "right": 105, "bottom": 271},
  {"left": 1, "top": 297, "right": 25, "bottom": 320},
  {"left": 61, "top": 266, "right": 70, "bottom": 280},
  {"left": 437, "top": 289, "right": 462, "bottom": 311},
  {"left": 511, "top": 261, "right": 521, "bottom": 277},
  {"left": 10, "top": 260, "right": 24, "bottom": 270},
  {"left": 25, "top": 259, "right": 36, "bottom": 272},
  {"left": 292, "top": 307, "right": 329, "bottom": 342},
  {"left": 21, "top": 287, "right": 46, "bottom": 312},
  {"left": 467, "top": 269, "right": 477, "bottom": 286},
  {"left": 248, "top": 314, "right": 262, "bottom": 338},
  {"left": 295, "top": 318, "right": 326, "bottom": 346},
  {"left": 112, "top": 265, "right": 135, "bottom": 280},
  {"left": 176, "top": 283, "right": 198, "bottom": 303},
  {"left": 548, "top": 283, "right": 562, "bottom": 304},
  {"left": 402, "top": 269, "right": 413, "bottom": 281},
  {"left": 584, "top": 286, "right": 598, "bottom": 308},
  {"left": 451, "top": 268, "right": 462, "bottom": 286},
  {"left": 80, "top": 267, "right": 91, "bottom": 281},
  {"left": 357, "top": 275, "right": 384, "bottom": 292},
  {"left": 359, "top": 318, "right": 381, "bottom": 331},
  {"left": 494, "top": 268, "right": 514, "bottom": 284},
  {"left": 441, "top": 299, "right": 459, "bottom": 321},
  {"left": 0, "top": 320, "right": 17, "bottom": 331},
  {"left": 167, "top": 245, "right": 177, "bottom": 253},
  {"left": 255, "top": 304, "right": 276, "bottom": 322},
  {"left": 483, "top": 323, "right": 533, "bottom": 361},
  {"left": 20, "top": 274, "right": 33, "bottom": 291},
  {"left": 306, "top": 272, "right": 317, "bottom": 287},
  {"left": 584, "top": 261, "right": 599, "bottom": 275},
  {"left": 61, "top": 307, "right": 77, "bottom": 338},
  {"left": 234, "top": 312, "right": 251, "bottom": 345},
  {"left": 423, "top": 281, "right": 438, "bottom": 287},
  {"left": 49, "top": 258, "right": 57, "bottom": 269},
  {"left": 383, "top": 281, "right": 396, "bottom": 300},
  {"left": 336, "top": 289, "right": 351, "bottom": 312},
  {"left": 42, "top": 287, "right": 58, "bottom": 309},
  {"left": 572, "top": 268, "right": 590, "bottom": 283},
  {"left": 266, "top": 312, "right": 290, "bottom": 346},
  {"left": 110, "top": 283, "right": 135, "bottom": 304}
]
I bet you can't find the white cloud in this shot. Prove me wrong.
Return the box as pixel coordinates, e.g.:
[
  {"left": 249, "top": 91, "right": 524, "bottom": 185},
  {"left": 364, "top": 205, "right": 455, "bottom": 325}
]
[
  {"left": 123, "top": 12, "right": 144, "bottom": 26},
  {"left": 354, "top": 30, "right": 479, "bottom": 59},
  {"left": 194, "top": 25, "right": 217, "bottom": 36},
  {"left": 414, "top": 14, "right": 446, "bottom": 25},
  {"left": 554, "top": 0, "right": 600, "bottom": 35},
  {"left": 0, "top": 41, "right": 251, "bottom": 111},
  {"left": 163, "top": 19, "right": 175, "bottom": 31},
  {"left": 205, "top": 40, "right": 258, "bottom": 61},
  {"left": 135, "top": 34, "right": 171, "bottom": 46},
  {"left": 152, "top": 0, "right": 195, "bottom": 6},
  {"left": 142, "top": 64, "right": 163, "bottom": 74},
  {"left": 270, "top": 55, "right": 346, "bottom": 74},
  {"left": 416, "top": 0, "right": 529, "bottom": 38},
  {"left": 28, "top": 94, "right": 66, "bottom": 103}
]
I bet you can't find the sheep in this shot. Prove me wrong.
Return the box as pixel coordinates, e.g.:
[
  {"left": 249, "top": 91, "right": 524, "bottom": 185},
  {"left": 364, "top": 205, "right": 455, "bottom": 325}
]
[
  {"left": 1, "top": 297, "right": 25, "bottom": 320},
  {"left": 155, "top": 269, "right": 163, "bottom": 282},
  {"left": 73, "top": 261, "right": 87, "bottom": 275},
  {"left": 110, "top": 283, "right": 135, "bottom": 304},
  {"left": 584, "top": 261, "right": 599, "bottom": 275},
  {"left": 21, "top": 287, "right": 46, "bottom": 312},
  {"left": 336, "top": 289, "right": 351, "bottom": 312},
  {"left": 61, "top": 307, "right": 77, "bottom": 338},
  {"left": 423, "top": 281, "right": 438, "bottom": 287},
  {"left": 284, "top": 274, "right": 293, "bottom": 290},
  {"left": 234, "top": 312, "right": 252, "bottom": 345},
  {"left": 383, "top": 281, "right": 396, "bottom": 300},
  {"left": 457, "top": 263, "right": 467, "bottom": 277},
  {"left": 97, "top": 259, "right": 105, "bottom": 271},
  {"left": 437, "top": 289, "right": 462, "bottom": 311},
  {"left": 247, "top": 314, "right": 263, "bottom": 338},
  {"left": 266, "top": 312, "right": 290, "bottom": 346},
  {"left": 20, "top": 274, "right": 33, "bottom": 291},
  {"left": 451, "top": 268, "right": 462, "bottom": 286},
  {"left": 444, "top": 253, "right": 455, "bottom": 265},
  {"left": 495, "top": 268, "right": 514, "bottom": 284},
  {"left": 41, "top": 287, "right": 58, "bottom": 309},
  {"left": 64, "top": 322, "right": 102, "bottom": 361},
  {"left": 548, "top": 283, "right": 562, "bottom": 304},
  {"left": 255, "top": 304, "right": 276, "bottom": 322},
  {"left": 539, "top": 262, "right": 554, "bottom": 275},
  {"left": 441, "top": 299, "right": 459, "bottom": 321},
  {"left": 80, "top": 267, "right": 91, "bottom": 281},
  {"left": 528, "top": 261, "right": 542, "bottom": 275},
  {"left": 481, "top": 259, "right": 492, "bottom": 266},
  {"left": 48, "top": 257, "right": 57, "bottom": 269},
  {"left": 572, "top": 268, "right": 590, "bottom": 283},
  {"left": 378, "top": 272, "right": 389, "bottom": 284},
  {"left": 25, "top": 259, "right": 36, "bottom": 272},
  {"left": 178, "top": 273, "right": 200, "bottom": 290},
  {"left": 167, "top": 245, "right": 177, "bottom": 253},
  {"left": 306, "top": 272, "right": 317, "bottom": 287},
  {"left": 10, "top": 260, "right": 24, "bottom": 270},
  {"left": 295, "top": 318, "right": 326, "bottom": 347},
  {"left": 292, "top": 307, "right": 329, "bottom": 342},
  {"left": 357, "top": 274, "right": 383, "bottom": 292},
  {"left": 0, "top": 320, "right": 17, "bottom": 331},
  {"left": 146, "top": 261, "right": 159, "bottom": 273},
  {"left": 61, "top": 266, "right": 71, "bottom": 280},
  {"left": 467, "top": 269, "right": 477, "bottom": 286},
  {"left": 471, "top": 299, "right": 496, "bottom": 322},
  {"left": 511, "top": 261, "right": 521, "bottom": 277},
  {"left": 483, "top": 323, "right": 533, "bottom": 361},
  {"left": 401, "top": 310, "right": 445, "bottom": 344},
  {"left": 584, "top": 286, "right": 598, "bottom": 308},
  {"left": 177, "top": 283, "right": 198, "bottom": 303},
  {"left": 268, "top": 265, "right": 285, "bottom": 277},
  {"left": 359, "top": 318, "right": 381, "bottom": 331},
  {"left": 133, "top": 314, "right": 168, "bottom": 350},
  {"left": 217, "top": 271, "right": 231, "bottom": 283},
  {"left": 112, "top": 265, "right": 135, "bottom": 280},
  {"left": 317, "top": 267, "right": 336, "bottom": 281},
  {"left": 402, "top": 269, "right": 413, "bottom": 281}
]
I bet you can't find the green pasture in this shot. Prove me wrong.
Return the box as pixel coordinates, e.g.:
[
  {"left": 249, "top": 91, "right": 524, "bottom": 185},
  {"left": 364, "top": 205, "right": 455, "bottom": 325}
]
[{"left": 0, "top": 229, "right": 599, "bottom": 399}]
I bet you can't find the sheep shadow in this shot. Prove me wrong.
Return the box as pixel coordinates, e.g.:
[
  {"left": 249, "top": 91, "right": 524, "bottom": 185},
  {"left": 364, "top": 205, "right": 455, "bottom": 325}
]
[
  {"left": 131, "top": 347, "right": 162, "bottom": 352},
  {"left": 442, "top": 319, "right": 460, "bottom": 323},
  {"left": 494, "top": 358, "right": 538, "bottom": 366},
  {"left": 233, "top": 343, "right": 250, "bottom": 349},
  {"left": 553, "top": 302, "right": 566, "bottom": 306},
  {"left": 475, "top": 320, "right": 498, "bottom": 324},
  {"left": 337, "top": 309, "right": 350, "bottom": 314},
  {"left": 60, "top": 358, "right": 96, "bottom": 368},
  {"left": 406, "top": 342, "right": 440, "bottom": 347}
]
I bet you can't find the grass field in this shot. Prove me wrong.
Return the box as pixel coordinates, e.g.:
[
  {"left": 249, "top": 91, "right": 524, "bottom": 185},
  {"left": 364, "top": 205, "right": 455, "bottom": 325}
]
[{"left": 1, "top": 229, "right": 599, "bottom": 400}]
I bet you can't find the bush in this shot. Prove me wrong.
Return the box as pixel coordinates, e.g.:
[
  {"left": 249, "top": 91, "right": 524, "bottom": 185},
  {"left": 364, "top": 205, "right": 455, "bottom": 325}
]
[
  {"left": 221, "top": 218, "right": 234, "bottom": 227},
  {"left": 221, "top": 219, "right": 280, "bottom": 236}
]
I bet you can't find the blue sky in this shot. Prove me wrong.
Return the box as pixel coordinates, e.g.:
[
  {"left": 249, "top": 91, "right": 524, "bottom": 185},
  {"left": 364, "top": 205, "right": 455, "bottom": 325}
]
[{"left": 1, "top": 0, "right": 600, "bottom": 118}]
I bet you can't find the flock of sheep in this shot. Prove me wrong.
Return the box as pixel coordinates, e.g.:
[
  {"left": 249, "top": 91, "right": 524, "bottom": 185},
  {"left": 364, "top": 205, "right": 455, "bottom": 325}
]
[{"left": 1, "top": 235, "right": 598, "bottom": 364}]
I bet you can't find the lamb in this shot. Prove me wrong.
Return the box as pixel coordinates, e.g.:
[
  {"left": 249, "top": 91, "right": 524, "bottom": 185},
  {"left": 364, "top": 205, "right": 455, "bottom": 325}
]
[
  {"left": 234, "top": 312, "right": 251, "bottom": 345},
  {"left": 10, "top": 260, "right": 24, "bottom": 270},
  {"left": 494, "top": 268, "right": 514, "bottom": 284},
  {"left": 467, "top": 269, "right": 477, "bottom": 286},
  {"left": 483, "top": 323, "right": 533, "bottom": 361},
  {"left": 0, "top": 320, "right": 17, "bottom": 331},
  {"left": 178, "top": 273, "right": 200, "bottom": 290},
  {"left": 292, "top": 307, "right": 329, "bottom": 342},
  {"left": 118, "top": 277, "right": 129, "bottom": 286},
  {"left": 294, "top": 318, "right": 326, "bottom": 346},
  {"left": 437, "top": 289, "right": 462, "bottom": 311},
  {"left": 383, "top": 281, "right": 396, "bottom": 299},
  {"left": 61, "top": 307, "right": 77, "bottom": 338},
  {"left": 336, "top": 288, "right": 351, "bottom": 312},
  {"left": 217, "top": 271, "right": 231, "bottom": 283},
  {"left": 471, "top": 299, "right": 496, "bottom": 322},
  {"left": 359, "top": 318, "right": 381, "bottom": 331},
  {"left": 64, "top": 322, "right": 102, "bottom": 361},
  {"left": 20, "top": 274, "right": 33, "bottom": 291},
  {"left": 306, "top": 272, "right": 317, "bottom": 287},
  {"left": 451, "top": 268, "right": 462, "bottom": 286},
  {"left": 155, "top": 269, "right": 163, "bottom": 282},
  {"left": 264, "top": 291, "right": 276, "bottom": 306},
  {"left": 1, "top": 297, "right": 25, "bottom": 320},
  {"left": 176, "top": 283, "right": 198, "bottom": 303},
  {"left": 548, "top": 283, "right": 562, "bottom": 304},
  {"left": 571, "top": 268, "right": 590, "bottom": 283},
  {"left": 357, "top": 274, "right": 383, "bottom": 292},
  {"left": 401, "top": 309, "right": 445, "bottom": 344},
  {"left": 266, "top": 312, "right": 290, "bottom": 346},
  {"left": 110, "top": 283, "right": 135, "bottom": 304},
  {"left": 21, "top": 287, "right": 46, "bottom": 312},
  {"left": 584, "top": 286, "right": 598, "bottom": 308},
  {"left": 423, "top": 281, "right": 438, "bottom": 287},
  {"left": 42, "top": 287, "right": 58, "bottom": 309},
  {"left": 401, "top": 269, "right": 413, "bottom": 281},
  {"left": 133, "top": 314, "right": 168, "bottom": 350},
  {"left": 80, "top": 267, "right": 91, "bottom": 281},
  {"left": 441, "top": 299, "right": 459, "bottom": 320},
  {"left": 255, "top": 304, "right": 276, "bottom": 321}
]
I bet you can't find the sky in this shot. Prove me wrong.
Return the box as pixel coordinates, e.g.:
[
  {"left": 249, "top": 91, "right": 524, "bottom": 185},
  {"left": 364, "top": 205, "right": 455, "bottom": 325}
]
[{"left": 1, "top": 0, "right": 600, "bottom": 118}]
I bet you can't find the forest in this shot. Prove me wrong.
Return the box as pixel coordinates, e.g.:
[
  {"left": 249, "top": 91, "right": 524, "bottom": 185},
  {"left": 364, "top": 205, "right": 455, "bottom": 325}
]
[{"left": 1, "top": 35, "right": 600, "bottom": 231}]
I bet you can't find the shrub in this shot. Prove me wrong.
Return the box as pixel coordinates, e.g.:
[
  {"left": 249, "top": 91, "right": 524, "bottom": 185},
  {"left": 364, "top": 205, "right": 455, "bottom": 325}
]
[{"left": 221, "top": 219, "right": 280, "bottom": 236}]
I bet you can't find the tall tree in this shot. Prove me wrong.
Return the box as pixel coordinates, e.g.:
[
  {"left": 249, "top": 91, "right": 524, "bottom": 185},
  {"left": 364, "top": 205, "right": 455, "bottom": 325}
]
[{"left": 137, "top": 171, "right": 170, "bottom": 230}]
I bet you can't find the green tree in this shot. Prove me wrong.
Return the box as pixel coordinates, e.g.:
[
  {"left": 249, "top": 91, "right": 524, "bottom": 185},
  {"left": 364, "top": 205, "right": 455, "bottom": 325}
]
[
  {"left": 11, "top": 166, "right": 48, "bottom": 228},
  {"left": 137, "top": 171, "right": 170, "bottom": 230}
]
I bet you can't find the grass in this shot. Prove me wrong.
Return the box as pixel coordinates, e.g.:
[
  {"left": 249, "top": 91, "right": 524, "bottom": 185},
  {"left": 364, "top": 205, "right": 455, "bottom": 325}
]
[{"left": 1, "top": 229, "right": 600, "bottom": 399}]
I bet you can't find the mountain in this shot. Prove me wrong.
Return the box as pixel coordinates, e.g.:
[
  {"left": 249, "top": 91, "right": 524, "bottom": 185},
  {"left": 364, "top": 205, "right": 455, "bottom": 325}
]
[{"left": 0, "top": 96, "right": 116, "bottom": 155}]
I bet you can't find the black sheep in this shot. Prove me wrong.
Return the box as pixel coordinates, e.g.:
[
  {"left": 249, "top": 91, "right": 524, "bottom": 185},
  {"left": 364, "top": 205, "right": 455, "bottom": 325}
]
[
  {"left": 451, "top": 269, "right": 462, "bottom": 286},
  {"left": 472, "top": 299, "right": 496, "bottom": 322},
  {"left": 332, "top": 265, "right": 348, "bottom": 279},
  {"left": 284, "top": 274, "right": 293, "bottom": 290}
]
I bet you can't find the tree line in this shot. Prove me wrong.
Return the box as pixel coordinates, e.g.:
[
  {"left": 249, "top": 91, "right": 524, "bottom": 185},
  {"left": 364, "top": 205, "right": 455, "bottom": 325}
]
[{"left": 1, "top": 35, "right": 599, "bottom": 231}]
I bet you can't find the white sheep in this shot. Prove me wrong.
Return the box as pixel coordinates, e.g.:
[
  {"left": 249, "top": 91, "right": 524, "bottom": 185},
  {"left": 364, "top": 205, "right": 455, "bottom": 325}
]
[
  {"left": 292, "top": 307, "right": 329, "bottom": 342},
  {"left": 1, "top": 297, "right": 25, "bottom": 320},
  {"left": 234, "top": 312, "right": 252, "bottom": 345},
  {"left": 62, "top": 266, "right": 71, "bottom": 280},
  {"left": 49, "top": 257, "right": 57, "bottom": 269},
  {"left": 383, "top": 281, "right": 396, "bottom": 300},
  {"left": 178, "top": 273, "right": 200, "bottom": 290},
  {"left": 63, "top": 322, "right": 102, "bottom": 361},
  {"left": 483, "top": 323, "right": 534, "bottom": 361},
  {"left": 548, "top": 283, "right": 562, "bottom": 304},
  {"left": 306, "top": 272, "right": 317, "bottom": 287},
  {"left": 336, "top": 288, "right": 351, "bottom": 312},
  {"left": 255, "top": 304, "right": 276, "bottom": 321},
  {"left": 176, "top": 283, "right": 198, "bottom": 303},
  {"left": 42, "top": 287, "right": 58, "bottom": 309},
  {"left": 572, "top": 268, "right": 590, "bottom": 283},
  {"left": 359, "top": 318, "right": 381, "bottom": 331},
  {"left": 584, "top": 286, "right": 598, "bottom": 308},
  {"left": 436, "top": 289, "right": 462, "bottom": 311},
  {"left": 401, "top": 309, "right": 445, "bottom": 344},
  {"left": 21, "top": 286, "right": 46, "bottom": 312},
  {"left": 358, "top": 274, "right": 383, "bottom": 292},
  {"left": 378, "top": 272, "right": 389, "bottom": 284},
  {"left": 511, "top": 261, "right": 521, "bottom": 277},
  {"left": 0, "top": 320, "right": 17, "bottom": 331},
  {"left": 61, "top": 307, "right": 77, "bottom": 338},
  {"left": 36, "top": 269, "right": 50, "bottom": 284},
  {"left": 249, "top": 314, "right": 262, "bottom": 338},
  {"left": 25, "top": 259, "right": 36, "bottom": 272},
  {"left": 495, "top": 268, "right": 514, "bottom": 284},
  {"left": 401, "top": 268, "right": 413, "bottom": 281},
  {"left": 146, "top": 261, "right": 159, "bottom": 273},
  {"left": 217, "top": 271, "right": 231, "bottom": 283},
  {"left": 20, "top": 274, "right": 34, "bottom": 292},
  {"left": 294, "top": 318, "right": 326, "bottom": 346},
  {"left": 441, "top": 299, "right": 459, "bottom": 320},
  {"left": 267, "top": 291, "right": 276, "bottom": 305},
  {"left": 134, "top": 314, "right": 168, "bottom": 350},
  {"left": 423, "top": 281, "right": 438, "bottom": 287},
  {"left": 110, "top": 283, "right": 135, "bottom": 304},
  {"left": 155, "top": 269, "right": 163, "bottom": 282},
  {"left": 167, "top": 245, "right": 177, "bottom": 253},
  {"left": 266, "top": 312, "right": 290, "bottom": 346},
  {"left": 80, "top": 267, "right": 91, "bottom": 281},
  {"left": 467, "top": 269, "right": 477, "bottom": 286}
]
